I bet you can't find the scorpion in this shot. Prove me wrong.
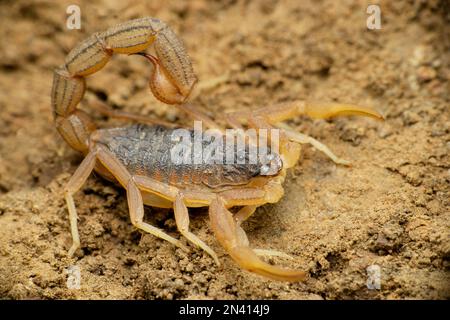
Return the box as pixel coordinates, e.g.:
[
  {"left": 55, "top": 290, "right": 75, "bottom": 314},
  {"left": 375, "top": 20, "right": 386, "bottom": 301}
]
[{"left": 51, "top": 17, "right": 383, "bottom": 282}]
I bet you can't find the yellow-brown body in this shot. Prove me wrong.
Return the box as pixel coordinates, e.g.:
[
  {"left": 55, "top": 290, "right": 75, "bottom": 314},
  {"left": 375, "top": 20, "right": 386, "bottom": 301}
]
[{"left": 53, "top": 18, "right": 383, "bottom": 282}]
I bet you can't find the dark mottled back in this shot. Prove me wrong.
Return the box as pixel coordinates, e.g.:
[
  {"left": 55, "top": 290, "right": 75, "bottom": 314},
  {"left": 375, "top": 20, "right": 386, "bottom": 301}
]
[{"left": 94, "top": 124, "right": 276, "bottom": 188}]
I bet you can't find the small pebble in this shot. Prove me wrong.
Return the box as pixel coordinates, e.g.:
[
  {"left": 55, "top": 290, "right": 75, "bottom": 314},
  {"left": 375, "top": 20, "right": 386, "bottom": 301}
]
[{"left": 417, "top": 66, "right": 437, "bottom": 83}]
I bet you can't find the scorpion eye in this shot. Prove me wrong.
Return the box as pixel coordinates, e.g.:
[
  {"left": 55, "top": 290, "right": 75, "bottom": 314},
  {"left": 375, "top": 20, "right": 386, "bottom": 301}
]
[
  {"left": 260, "top": 164, "right": 271, "bottom": 175},
  {"left": 259, "top": 153, "right": 282, "bottom": 176}
]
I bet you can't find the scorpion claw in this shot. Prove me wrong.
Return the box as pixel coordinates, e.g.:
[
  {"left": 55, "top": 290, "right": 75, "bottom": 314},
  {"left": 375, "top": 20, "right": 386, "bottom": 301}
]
[
  {"left": 303, "top": 101, "right": 385, "bottom": 121},
  {"left": 253, "top": 249, "right": 295, "bottom": 260},
  {"left": 227, "top": 246, "right": 306, "bottom": 282},
  {"left": 210, "top": 197, "right": 306, "bottom": 282},
  {"left": 53, "top": 18, "right": 383, "bottom": 283}
]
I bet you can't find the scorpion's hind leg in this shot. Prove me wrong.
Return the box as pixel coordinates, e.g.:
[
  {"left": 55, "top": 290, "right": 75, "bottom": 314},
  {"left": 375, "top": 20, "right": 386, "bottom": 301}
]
[
  {"left": 95, "top": 147, "right": 188, "bottom": 251},
  {"left": 133, "top": 175, "right": 219, "bottom": 264},
  {"left": 64, "top": 151, "right": 98, "bottom": 256},
  {"left": 126, "top": 177, "right": 188, "bottom": 251},
  {"left": 209, "top": 197, "right": 306, "bottom": 282},
  {"left": 174, "top": 194, "right": 220, "bottom": 265}
]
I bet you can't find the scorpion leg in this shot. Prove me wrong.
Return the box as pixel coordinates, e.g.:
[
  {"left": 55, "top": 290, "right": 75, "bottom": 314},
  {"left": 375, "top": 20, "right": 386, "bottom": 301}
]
[
  {"left": 126, "top": 178, "right": 188, "bottom": 251},
  {"left": 64, "top": 151, "right": 98, "bottom": 256},
  {"left": 95, "top": 147, "right": 188, "bottom": 251},
  {"left": 174, "top": 194, "right": 220, "bottom": 265},
  {"left": 277, "top": 122, "right": 350, "bottom": 165},
  {"left": 234, "top": 205, "right": 258, "bottom": 226},
  {"left": 209, "top": 196, "right": 306, "bottom": 282},
  {"left": 133, "top": 176, "right": 219, "bottom": 263}
]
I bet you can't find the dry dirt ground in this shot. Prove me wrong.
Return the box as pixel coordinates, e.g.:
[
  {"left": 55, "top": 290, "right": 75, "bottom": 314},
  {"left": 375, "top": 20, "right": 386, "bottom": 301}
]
[{"left": 0, "top": 0, "right": 449, "bottom": 299}]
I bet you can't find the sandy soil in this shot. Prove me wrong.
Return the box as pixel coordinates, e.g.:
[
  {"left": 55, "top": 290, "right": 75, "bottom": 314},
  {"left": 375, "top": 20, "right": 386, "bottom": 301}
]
[{"left": 0, "top": 0, "right": 449, "bottom": 300}]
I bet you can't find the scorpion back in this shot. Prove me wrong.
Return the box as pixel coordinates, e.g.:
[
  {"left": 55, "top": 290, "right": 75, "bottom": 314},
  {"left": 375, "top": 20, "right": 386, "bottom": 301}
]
[{"left": 92, "top": 124, "right": 282, "bottom": 189}]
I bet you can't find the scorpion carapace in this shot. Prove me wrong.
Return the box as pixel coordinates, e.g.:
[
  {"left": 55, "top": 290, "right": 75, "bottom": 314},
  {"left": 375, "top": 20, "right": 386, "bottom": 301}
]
[
  {"left": 52, "top": 17, "right": 384, "bottom": 282},
  {"left": 93, "top": 124, "right": 281, "bottom": 189}
]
